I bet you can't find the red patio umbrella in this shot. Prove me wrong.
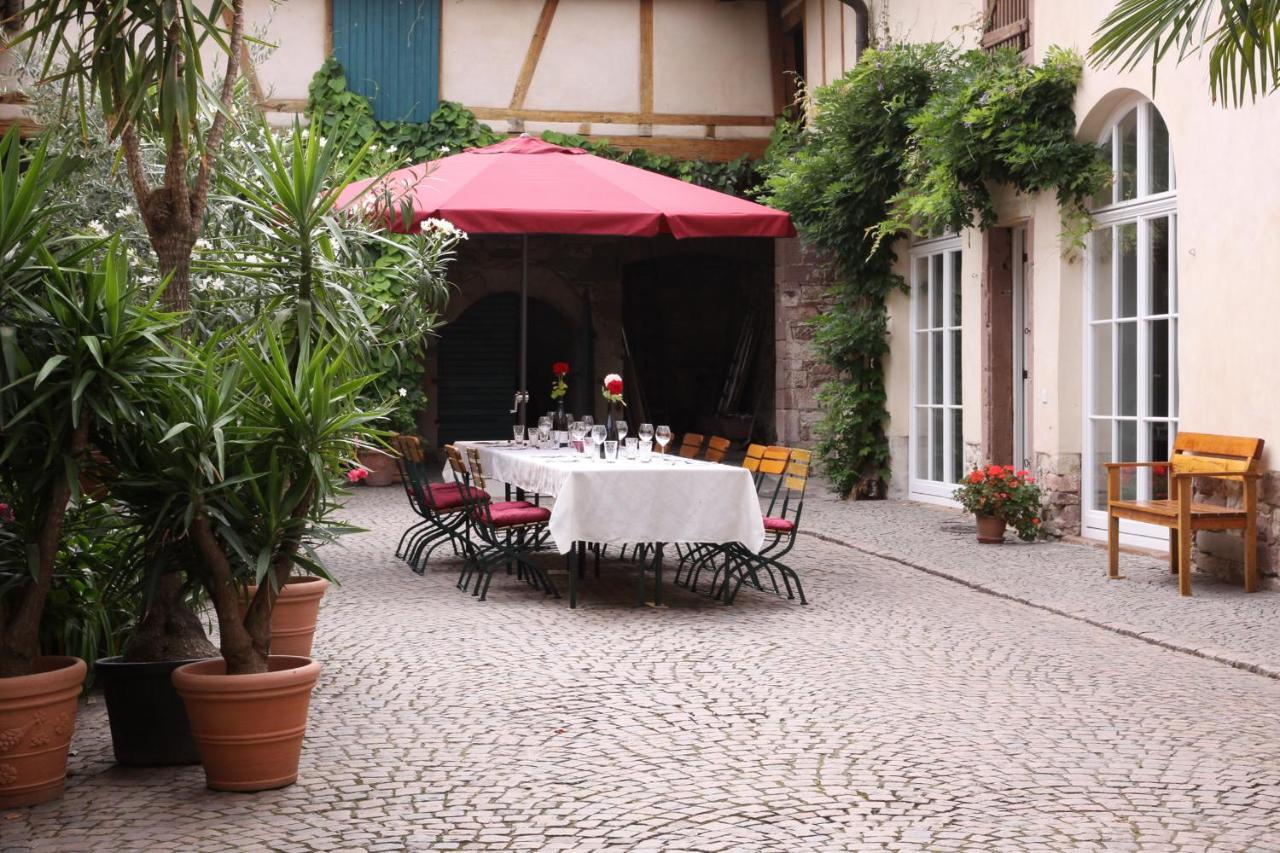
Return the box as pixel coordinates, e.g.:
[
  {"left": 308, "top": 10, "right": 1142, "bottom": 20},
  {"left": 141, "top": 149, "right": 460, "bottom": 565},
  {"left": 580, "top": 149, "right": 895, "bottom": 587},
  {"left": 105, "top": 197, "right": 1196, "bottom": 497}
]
[{"left": 336, "top": 135, "right": 795, "bottom": 424}]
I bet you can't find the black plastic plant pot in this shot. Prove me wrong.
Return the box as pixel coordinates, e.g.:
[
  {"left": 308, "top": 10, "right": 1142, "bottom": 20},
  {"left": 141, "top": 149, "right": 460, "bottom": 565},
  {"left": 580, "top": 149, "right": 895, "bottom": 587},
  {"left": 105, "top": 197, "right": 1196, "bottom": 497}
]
[{"left": 95, "top": 655, "right": 212, "bottom": 766}]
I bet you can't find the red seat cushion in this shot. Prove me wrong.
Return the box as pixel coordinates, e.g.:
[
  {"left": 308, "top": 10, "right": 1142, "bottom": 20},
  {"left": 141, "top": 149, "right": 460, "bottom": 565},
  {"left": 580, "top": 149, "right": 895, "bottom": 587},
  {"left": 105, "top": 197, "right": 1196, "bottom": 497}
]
[
  {"left": 427, "top": 483, "right": 488, "bottom": 511},
  {"left": 763, "top": 515, "right": 796, "bottom": 533},
  {"left": 482, "top": 501, "right": 551, "bottom": 528}
]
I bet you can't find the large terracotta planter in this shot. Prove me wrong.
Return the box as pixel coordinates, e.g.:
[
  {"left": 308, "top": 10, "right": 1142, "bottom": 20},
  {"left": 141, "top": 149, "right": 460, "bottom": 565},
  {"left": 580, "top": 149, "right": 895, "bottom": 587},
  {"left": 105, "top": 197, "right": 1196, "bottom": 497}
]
[
  {"left": 357, "top": 448, "right": 398, "bottom": 486},
  {"left": 172, "top": 655, "right": 321, "bottom": 792},
  {"left": 96, "top": 656, "right": 211, "bottom": 766},
  {"left": 0, "top": 656, "right": 86, "bottom": 808},
  {"left": 245, "top": 576, "right": 329, "bottom": 658},
  {"left": 976, "top": 514, "right": 1007, "bottom": 544}
]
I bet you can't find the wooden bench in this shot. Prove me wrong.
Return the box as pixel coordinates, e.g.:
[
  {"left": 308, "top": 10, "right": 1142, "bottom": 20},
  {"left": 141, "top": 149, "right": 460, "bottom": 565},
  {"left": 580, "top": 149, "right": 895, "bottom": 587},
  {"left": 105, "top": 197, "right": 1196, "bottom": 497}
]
[{"left": 1106, "top": 432, "right": 1264, "bottom": 596}]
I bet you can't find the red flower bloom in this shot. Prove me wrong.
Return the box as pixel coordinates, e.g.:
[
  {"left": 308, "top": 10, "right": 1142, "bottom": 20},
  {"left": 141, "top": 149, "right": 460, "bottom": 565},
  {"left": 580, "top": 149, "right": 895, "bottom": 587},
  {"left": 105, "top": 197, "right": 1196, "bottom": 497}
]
[
  {"left": 347, "top": 468, "right": 369, "bottom": 483},
  {"left": 968, "top": 470, "right": 983, "bottom": 483},
  {"left": 986, "top": 465, "right": 1005, "bottom": 478},
  {"left": 552, "top": 362, "right": 570, "bottom": 376},
  {"left": 1016, "top": 469, "right": 1030, "bottom": 478},
  {"left": 1032, "top": 517, "right": 1041, "bottom": 525},
  {"left": 606, "top": 378, "right": 623, "bottom": 395},
  {"left": 0, "top": 502, "right": 13, "bottom": 524},
  {"left": 1004, "top": 465, "right": 1016, "bottom": 472}
]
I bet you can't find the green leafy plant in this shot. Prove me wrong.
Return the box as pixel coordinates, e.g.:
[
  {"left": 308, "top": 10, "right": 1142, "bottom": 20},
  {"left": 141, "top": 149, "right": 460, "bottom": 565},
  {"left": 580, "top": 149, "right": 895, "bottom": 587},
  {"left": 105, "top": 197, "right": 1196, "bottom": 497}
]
[
  {"left": 877, "top": 47, "right": 1110, "bottom": 249},
  {"left": 760, "top": 44, "right": 946, "bottom": 498},
  {"left": 953, "top": 464, "right": 1044, "bottom": 541}
]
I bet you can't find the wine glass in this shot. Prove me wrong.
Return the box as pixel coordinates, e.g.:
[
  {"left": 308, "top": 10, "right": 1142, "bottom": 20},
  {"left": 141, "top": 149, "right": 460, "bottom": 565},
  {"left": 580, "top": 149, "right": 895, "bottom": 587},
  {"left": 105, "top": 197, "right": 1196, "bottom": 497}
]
[
  {"left": 655, "top": 425, "right": 672, "bottom": 456},
  {"left": 616, "top": 420, "right": 628, "bottom": 442},
  {"left": 569, "top": 420, "right": 586, "bottom": 454},
  {"left": 591, "top": 424, "right": 607, "bottom": 448},
  {"left": 582, "top": 415, "right": 594, "bottom": 429},
  {"left": 638, "top": 423, "right": 654, "bottom": 444}
]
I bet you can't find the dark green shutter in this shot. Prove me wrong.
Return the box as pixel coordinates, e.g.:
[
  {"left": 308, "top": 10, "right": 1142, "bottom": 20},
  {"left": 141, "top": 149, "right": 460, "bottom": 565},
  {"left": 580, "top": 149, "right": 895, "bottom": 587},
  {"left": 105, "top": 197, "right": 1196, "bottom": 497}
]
[{"left": 333, "top": 0, "right": 441, "bottom": 123}]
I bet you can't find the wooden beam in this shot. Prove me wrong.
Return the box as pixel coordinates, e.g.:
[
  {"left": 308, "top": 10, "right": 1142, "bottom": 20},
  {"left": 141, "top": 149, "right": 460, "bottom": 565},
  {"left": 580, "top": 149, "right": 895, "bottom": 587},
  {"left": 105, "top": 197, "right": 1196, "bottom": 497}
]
[
  {"left": 511, "top": 0, "right": 560, "bottom": 110},
  {"left": 258, "top": 97, "right": 310, "bottom": 113},
  {"left": 324, "top": 0, "right": 334, "bottom": 55},
  {"left": 600, "top": 135, "right": 769, "bottom": 162},
  {"left": 765, "top": 0, "right": 786, "bottom": 115},
  {"left": 468, "top": 106, "right": 776, "bottom": 126},
  {"left": 639, "top": 0, "right": 654, "bottom": 115}
]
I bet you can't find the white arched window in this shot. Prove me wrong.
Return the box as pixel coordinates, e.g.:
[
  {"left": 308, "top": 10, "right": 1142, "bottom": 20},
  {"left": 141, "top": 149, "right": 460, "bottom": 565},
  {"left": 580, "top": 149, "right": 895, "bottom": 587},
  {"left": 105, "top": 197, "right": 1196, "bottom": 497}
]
[{"left": 1083, "top": 98, "right": 1177, "bottom": 544}]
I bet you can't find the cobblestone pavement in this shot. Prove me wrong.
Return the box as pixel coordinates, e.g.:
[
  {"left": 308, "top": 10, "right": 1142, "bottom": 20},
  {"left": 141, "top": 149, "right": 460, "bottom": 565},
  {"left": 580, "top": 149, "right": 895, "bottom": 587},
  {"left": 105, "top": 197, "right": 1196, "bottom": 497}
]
[
  {"left": 799, "top": 485, "right": 1280, "bottom": 678},
  {"left": 8, "top": 487, "right": 1280, "bottom": 851}
]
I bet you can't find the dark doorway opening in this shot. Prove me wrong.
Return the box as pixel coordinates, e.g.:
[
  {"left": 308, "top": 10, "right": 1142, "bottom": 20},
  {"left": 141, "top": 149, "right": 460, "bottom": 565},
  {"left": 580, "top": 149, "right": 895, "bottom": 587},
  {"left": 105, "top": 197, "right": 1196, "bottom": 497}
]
[
  {"left": 437, "top": 293, "right": 574, "bottom": 445},
  {"left": 622, "top": 252, "right": 772, "bottom": 442}
]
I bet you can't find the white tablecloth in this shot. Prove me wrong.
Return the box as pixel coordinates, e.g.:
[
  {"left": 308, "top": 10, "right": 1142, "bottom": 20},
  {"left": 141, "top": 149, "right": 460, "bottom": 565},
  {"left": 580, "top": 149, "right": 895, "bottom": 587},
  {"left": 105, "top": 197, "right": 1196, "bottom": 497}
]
[{"left": 445, "top": 441, "right": 765, "bottom": 555}]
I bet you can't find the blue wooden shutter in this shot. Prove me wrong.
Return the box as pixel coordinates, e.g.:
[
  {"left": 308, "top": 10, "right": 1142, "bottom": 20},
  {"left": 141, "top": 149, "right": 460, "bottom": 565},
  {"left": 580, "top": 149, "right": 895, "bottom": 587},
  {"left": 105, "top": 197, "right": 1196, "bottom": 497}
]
[{"left": 333, "top": 0, "right": 441, "bottom": 123}]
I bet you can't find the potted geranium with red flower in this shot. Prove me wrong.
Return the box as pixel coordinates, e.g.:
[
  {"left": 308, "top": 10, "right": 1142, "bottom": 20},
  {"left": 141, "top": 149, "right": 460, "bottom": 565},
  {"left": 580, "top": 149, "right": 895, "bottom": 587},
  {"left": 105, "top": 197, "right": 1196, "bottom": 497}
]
[{"left": 953, "top": 465, "right": 1044, "bottom": 544}]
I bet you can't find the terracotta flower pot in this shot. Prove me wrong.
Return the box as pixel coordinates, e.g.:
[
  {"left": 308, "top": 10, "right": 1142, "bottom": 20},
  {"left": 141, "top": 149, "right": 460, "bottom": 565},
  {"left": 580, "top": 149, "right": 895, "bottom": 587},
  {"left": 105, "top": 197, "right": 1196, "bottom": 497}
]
[
  {"left": 976, "top": 514, "right": 1007, "bottom": 544},
  {"left": 356, "top": 448, "right": 398, "bottom": 487},
  {"left": 172, "top": 655, "right": 322, "bottom": 792},
  {"left": 0, "top": 656, "right": 86, "bottom": 808},
  {"left": 245, "top": 576, "right": 330, "bottom": 658}
]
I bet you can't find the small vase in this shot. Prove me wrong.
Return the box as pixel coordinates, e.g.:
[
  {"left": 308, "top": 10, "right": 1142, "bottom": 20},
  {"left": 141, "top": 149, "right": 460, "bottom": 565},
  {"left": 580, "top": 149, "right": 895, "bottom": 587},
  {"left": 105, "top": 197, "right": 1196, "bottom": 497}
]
[
  {"left": 976, "top": 514, "right": 1007, "bottom": 544},
  {"left": 553, "top": 400, "right": 569, "bottom": 447}
]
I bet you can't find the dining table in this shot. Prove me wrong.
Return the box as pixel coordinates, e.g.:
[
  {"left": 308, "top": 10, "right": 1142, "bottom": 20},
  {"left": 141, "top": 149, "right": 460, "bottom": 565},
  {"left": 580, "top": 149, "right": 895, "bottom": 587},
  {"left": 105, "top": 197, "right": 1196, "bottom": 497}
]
[{"left": 445, "top": 440, "right": 765, "bottom": 607}]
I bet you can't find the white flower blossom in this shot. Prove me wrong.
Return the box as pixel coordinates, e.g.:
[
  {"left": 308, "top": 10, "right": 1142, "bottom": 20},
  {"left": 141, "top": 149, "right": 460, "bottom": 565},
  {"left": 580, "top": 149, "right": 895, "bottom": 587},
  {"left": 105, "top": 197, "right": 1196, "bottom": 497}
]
[
  {"left": 207, "top": 277, "right": 226, "bottom": 292},
  {"left": 195, "top": 238, "right": 213, "bottom": 251},
  {"left": 603, "top": 373, "right": 623, "bottom": 386},
  {"left": 420, "top": 218, "right": 466, "bottom": 240},
  {"left": 86, "top": 219, "right": 107, "bottom": 236},
  {"left": 398, "top": 387, "right": 408, "bottom": 398},
  {"left": 438, "top": 145, "right": 450, "bottom": 154},
  {"left": 114, "top": 206, "right": 132, "bottom": 219}
]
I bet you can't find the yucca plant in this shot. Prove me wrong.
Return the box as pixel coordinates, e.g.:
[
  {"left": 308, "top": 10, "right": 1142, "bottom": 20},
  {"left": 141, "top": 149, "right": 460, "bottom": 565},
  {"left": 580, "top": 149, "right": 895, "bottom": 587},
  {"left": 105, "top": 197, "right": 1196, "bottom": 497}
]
[
  {"left": 0, "top": 238, "right": 177, "bottom": 677},
  {"left": 1091, "top": 0, "right": 1280, "bottom": 106}
]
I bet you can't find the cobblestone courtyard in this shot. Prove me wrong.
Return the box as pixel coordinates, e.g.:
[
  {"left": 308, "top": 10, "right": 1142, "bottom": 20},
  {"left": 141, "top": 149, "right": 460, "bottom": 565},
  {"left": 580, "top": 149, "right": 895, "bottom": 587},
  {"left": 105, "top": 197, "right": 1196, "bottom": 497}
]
[{"left": 8, "top": 486, "right": 1280, "bottom": 851}]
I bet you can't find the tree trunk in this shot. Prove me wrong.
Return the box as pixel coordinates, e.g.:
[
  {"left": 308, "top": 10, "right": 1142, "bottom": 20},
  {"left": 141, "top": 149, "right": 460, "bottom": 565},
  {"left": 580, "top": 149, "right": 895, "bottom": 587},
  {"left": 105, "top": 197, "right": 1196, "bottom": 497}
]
[
  {"left": 0, "top": 416, "right": 90, "bottom": 678},
  {"left": 190, "top": 514, "right": 268, "bottom": 675},
  {"left": 123, "top": 569, "right": 218, "bottom": 663}
]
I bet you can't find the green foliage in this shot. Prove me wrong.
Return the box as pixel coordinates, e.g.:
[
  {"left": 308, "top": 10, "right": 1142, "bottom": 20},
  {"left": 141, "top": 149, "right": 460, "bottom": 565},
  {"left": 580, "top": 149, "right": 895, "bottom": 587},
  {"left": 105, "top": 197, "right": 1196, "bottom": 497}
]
[
  {"left": 953, "top": 464, "right": 1044, "bottom": 541},
  {"left": 1090, "top": 0, "right": 1280, "bottom": 106},
  {"left": 760, "top": 44, "right": 945, "bottom": 497},
  {"left": 878, "top": 47, "right": 1109, "bottom": 246},
  {"left": 761, "top": 44, "right": 1102, "bottom": 498}
]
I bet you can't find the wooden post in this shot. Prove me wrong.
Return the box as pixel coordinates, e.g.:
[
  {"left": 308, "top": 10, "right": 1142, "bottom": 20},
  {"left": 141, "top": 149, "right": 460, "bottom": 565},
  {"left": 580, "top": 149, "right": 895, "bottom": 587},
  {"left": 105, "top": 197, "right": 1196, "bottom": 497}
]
[
  {"left": 1107, "top": 466, "right": 1121, "bottom": 579},
  {"left": 1177, "top": 475, "right": 1193, "bottom": 596},
  {"left": 1244, "top": 475, "right": 1259, "bottom": 592},
  {"left": 639, "top": 0, "right": 654, "bottom": 132}
]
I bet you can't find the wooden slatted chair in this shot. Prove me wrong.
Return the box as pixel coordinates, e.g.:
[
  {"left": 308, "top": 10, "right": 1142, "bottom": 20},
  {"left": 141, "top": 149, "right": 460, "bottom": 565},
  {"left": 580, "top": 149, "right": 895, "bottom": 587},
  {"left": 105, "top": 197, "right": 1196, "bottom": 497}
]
[
  {"left": 678, "top": 432, "right": 706, "bottom": 459},
  {"left": 1106, "top": 432, "right": 1264, "bottom": 596},
  {"left": 741, "top": 443, "right": 766, "bottom": 479},
  {"left": 704, "top": 435, "right": 731, "bottom": 464},
  {"left": 394, "top": 438, "right": 488, "bottom": 571},
  {"left": 718, "top": 447, "right": 812, "bottom": 605}
]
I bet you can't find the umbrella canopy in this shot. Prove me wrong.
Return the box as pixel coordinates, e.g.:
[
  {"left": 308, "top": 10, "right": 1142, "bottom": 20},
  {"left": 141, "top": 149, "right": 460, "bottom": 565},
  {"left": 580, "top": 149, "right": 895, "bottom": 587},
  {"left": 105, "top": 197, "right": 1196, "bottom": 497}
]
[{"left": 335, "top": 135, "right": 795, "bottom": 238}]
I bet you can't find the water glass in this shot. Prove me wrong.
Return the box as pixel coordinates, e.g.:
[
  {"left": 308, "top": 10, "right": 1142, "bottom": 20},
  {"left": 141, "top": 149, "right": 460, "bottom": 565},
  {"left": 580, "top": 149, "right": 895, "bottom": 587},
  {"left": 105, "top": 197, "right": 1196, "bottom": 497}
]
[
  {"left": 637, "top": 440, "right": 653, "bottom": 463},
  {"left": 624, "top": 437, "right": 639, "bottom": 459},
  {"left": 512, "top": 425, "right": 525, "bottom": 445},
  {"left": 603, "top": 440, "right": 619, "bottom": 462}
]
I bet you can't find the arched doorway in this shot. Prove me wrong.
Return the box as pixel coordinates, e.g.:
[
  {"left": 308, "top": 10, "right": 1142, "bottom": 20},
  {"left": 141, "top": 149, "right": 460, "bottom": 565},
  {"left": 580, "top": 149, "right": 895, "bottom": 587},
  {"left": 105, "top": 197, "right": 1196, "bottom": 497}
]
[{"left": 437, "top": 294, "right": 575, "bottom": 445}]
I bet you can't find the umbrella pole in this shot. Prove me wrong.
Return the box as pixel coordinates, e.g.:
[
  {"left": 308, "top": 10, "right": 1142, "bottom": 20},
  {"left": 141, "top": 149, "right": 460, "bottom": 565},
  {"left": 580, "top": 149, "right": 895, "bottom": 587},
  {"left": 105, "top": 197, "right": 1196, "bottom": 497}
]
[{"left": 519, "top": 234, "right": 529, "bottom": 429}]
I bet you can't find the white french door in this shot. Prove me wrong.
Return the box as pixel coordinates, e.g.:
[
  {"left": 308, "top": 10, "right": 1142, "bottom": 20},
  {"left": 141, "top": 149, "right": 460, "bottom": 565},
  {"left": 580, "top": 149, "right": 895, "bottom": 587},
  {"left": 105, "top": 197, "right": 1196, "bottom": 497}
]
[
  {"left": 1083, "top": 210, "right": 1178, "bottom": 543},
  {"left": 1012, "top": 227, "right": 1031, "bottom": 471},
  {"left": 910, "top": 238, "right": 964, "bottom": 504},
  {"left": 1083, "top": 99, "right": 1178, "bottom": 545}
]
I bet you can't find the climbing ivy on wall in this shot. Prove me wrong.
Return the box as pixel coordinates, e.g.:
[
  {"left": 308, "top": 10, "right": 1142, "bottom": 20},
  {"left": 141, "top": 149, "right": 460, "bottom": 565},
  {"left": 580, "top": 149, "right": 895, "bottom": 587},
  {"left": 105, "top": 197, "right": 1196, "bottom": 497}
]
[{"left": 760, "top": 44, "right": 1108, "bottom": 499}]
